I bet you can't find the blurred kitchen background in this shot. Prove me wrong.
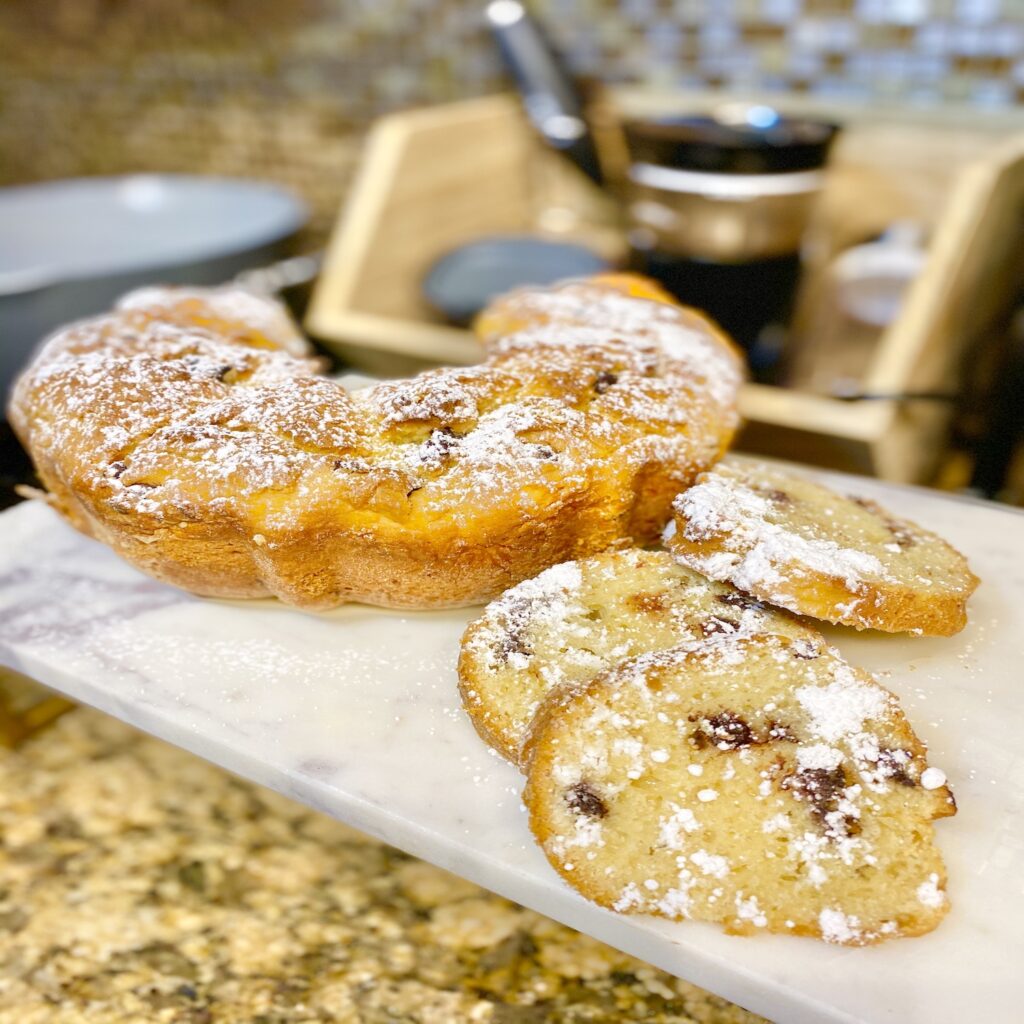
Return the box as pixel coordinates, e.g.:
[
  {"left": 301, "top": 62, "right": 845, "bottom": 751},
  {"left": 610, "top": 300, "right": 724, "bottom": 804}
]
[
  {"left": 2, "top": 0, "right": 1023, "bottom": 502},
  {"left": 4, "top": 0, "right": 1023, "bottom": 235},
  {"left": 1, "top": 8, "right": 1023, "bottom": 1022}
]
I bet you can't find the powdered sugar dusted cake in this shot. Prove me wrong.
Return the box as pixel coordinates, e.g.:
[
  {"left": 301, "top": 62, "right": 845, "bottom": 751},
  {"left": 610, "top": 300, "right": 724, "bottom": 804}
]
[
  {"left": 9, "top": 274, "right": 742, "bottom": 609},
  {"left": 524, "top": 634, "right": 955, "bottom": 944},
  {"left": 459, "top": 549, "right": 820, "bottom": 766},
  {"left": 665, "top": 461, "right": 979, "bottom": 635}
]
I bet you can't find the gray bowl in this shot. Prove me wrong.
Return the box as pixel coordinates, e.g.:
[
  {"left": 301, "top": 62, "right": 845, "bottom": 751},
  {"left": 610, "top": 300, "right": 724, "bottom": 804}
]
[{"left": 0, "top": 174, "right": 308, "bottom": 397}]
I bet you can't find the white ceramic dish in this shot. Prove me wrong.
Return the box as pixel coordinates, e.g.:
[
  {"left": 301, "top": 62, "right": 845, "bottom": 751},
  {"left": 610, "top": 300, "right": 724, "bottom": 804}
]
[
  {"left": 1, "top": 469, "right": 1022, "bottom": 1024},
  {"left": 0, "top": 174, "right": 306, "bottom": 393}
]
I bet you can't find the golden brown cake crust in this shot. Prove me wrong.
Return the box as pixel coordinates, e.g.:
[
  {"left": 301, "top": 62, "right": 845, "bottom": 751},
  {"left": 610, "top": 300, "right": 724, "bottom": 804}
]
[
  {"left": 665, "top": 461, "right": 979, "bottom": 635},
  {"left": 9, "top": 275, "right": 742, "bottom": 609}
]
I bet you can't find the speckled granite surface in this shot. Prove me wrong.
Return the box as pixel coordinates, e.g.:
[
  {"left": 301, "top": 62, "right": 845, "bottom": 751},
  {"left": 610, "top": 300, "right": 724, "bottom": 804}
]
[{"left": 0, "top": 707, "right": 766, "bottom": 1024}]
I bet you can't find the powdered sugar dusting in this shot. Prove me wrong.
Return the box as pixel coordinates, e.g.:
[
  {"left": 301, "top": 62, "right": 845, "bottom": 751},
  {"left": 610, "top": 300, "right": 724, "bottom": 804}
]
[
  {"left": 920, "top": 767, "right": 947, "bottom": 790},
  {"left": 117, "top": 285, "right": 310, "bottom": 356},
  {"left": 486, "top": 283, "right": 743, "bottom": 410},
  {"left": 674, "top": 470, "right": 889, "bottom": 602},
  {"left": 797, "top": 744, "right": 845, "bottom": 772},
  {"left": 691, "top": 849, "right": 730, "bottom": 879},
  {"left": 916, "top": 873, "right": 946, "bottom": 908},
  {"left": 13, "top": 277, "right": 741, "bottom": 607},
  {"left": 461, "top": 548, "right": 819, "bottom": 761},
  {"left": 528, "top": 634, "right": 952, "bottom": 945},
  {"left": 668, "top": 460, "right": 978, "bottom": 633},
  {"left": 819, "top": 908, "right": 862, "bottom": 944},
  {"left": 471, "top": 561, "right": 584, "bottom": 675},
  {"left": 796, "top": 666, "right": 893, "bottom": 744},
  {"left": 658, "top": 804, "right": 701, "bottom": 848}
]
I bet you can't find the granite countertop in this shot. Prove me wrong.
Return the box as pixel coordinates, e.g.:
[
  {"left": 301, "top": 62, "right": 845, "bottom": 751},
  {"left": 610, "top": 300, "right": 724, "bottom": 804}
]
[{"left": 0, "top": 701, "right": 764, "bottom": 1024}]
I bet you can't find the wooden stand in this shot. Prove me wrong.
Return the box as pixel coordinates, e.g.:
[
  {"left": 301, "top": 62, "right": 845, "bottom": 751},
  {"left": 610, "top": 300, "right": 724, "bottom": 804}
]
[{"left": 307, "top": 94, "right": 1024, "bottom": 483}]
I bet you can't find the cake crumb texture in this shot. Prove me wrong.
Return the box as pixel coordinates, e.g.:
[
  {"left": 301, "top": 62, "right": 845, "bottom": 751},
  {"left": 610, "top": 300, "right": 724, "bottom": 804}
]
[{"left": 524, "top": 636, "right": 954, "bottom": 944}]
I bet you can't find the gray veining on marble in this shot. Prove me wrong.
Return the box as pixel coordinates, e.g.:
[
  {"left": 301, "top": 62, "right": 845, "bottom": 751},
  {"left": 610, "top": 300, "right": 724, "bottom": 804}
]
[{"left": 2, "top": 471, "right": 1024, "bottom": 1024}]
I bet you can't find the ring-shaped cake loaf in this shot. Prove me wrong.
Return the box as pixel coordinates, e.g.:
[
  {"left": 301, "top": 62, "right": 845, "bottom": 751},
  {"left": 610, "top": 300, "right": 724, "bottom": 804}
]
[{"left": 9, "top": 274, "right": 742, "bottom": 608}]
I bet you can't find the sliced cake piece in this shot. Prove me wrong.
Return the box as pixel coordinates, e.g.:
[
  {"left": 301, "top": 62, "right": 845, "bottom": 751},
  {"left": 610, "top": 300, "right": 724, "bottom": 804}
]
[
  {"left": 665, "top": 461, "right": 978, "bottom": 635},
  {"left": 524, "top": 634, "right": 955, "bottom": 945},
  {"left": 458, "top": 548, "right": 821, "bottom": 766}
]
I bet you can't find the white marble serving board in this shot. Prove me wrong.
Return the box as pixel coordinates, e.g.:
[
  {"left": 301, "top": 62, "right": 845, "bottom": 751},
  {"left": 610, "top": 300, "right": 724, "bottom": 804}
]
[{"left": 2, "top": 473, "right": 1024, "bottom": 1024}]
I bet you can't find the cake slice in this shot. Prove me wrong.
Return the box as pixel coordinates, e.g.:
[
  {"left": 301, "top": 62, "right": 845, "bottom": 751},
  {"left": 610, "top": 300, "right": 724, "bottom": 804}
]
[
  {"left": 524, "top": 634, "right": 955, "bottom": 944},
  {"left": 665, "top": 461, "right": 978, "bottom": 635},
  {"left": 458, "top": 548, "right": 820, "bottom": 766}
]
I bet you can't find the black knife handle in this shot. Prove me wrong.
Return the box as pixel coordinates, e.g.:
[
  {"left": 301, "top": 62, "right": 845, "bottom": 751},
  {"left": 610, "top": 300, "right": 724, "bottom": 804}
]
[{"left": 485, "top": 1, "right": 604, "bottom": 185}]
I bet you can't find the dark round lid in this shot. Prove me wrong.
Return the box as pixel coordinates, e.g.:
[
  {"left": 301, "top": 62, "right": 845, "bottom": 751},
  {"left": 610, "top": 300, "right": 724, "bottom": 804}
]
[
  {"left": 624, "top": 109, "right": 839, "bottom": 175},
  {"left": 423, "top": 236, "right": 610, "bottom": 326}
]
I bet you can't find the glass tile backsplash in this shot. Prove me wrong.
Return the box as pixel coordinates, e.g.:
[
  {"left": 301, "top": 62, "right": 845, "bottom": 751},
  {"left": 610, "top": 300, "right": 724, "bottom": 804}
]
[{"left": 1, "top": 0, "right": 1020, "bottom": 235}]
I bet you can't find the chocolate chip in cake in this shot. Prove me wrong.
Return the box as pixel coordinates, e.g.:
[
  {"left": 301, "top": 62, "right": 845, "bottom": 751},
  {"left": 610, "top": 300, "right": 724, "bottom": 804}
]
[
  {"left": 691, "top": 711, "right": 754, "bottom": 750},
  {"left": 751, "top": 483, "right": 794, "bottom": 506},
  {"left": 790, "top": 639, "right": 821, "bottom": 660},
  {"left": 850, "top": 495, "right": 916, "bottom": 549},
  {"left": 422, "top": 427, "right": 460, "bottom": 456},
  {"left": 491, "top": 594, "right": 537, "bottom": 665},
  {"left": 885, "top": 520, "right": 916, "bottom": 549},
  {"left": 782, "top": 765, "right": 854, "bottom": 834},
  {"left": 849, "top": 495, "right": 881, "bottom": 514},
  {"left": 715, "top": 592, "right": 761, "bottom": 612},
  {"left": 565, "top": 782, "right": 608, "bottom": 819},
  {"left": 877, "top": 748, "right": 916, "bottom": 787},
  {"left": 767, "top": 720, "right": 797, "bottom": 741},
  {"left": 700, "top": 616, "right": 740, "bottom": 637},
  {"left": 594, "top": 371, "right": 618, "bottom": 394},
  {"left": 333, "top": 457, "right": 369, "bottom": 473},
  {"left": 496, "top": 630, "right": 531, "bottom": 663}
]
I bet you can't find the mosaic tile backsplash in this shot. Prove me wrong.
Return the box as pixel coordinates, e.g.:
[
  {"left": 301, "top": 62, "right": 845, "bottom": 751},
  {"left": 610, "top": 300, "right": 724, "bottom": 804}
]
[{"left": 1, "top": 0, "right": 1021, "bottom": 235}]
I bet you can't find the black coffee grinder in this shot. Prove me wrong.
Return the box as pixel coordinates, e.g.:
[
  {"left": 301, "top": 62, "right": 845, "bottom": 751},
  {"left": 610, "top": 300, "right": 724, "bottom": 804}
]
[{"left": 624, "top": 109, "right": 838, "bottom": 377}]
